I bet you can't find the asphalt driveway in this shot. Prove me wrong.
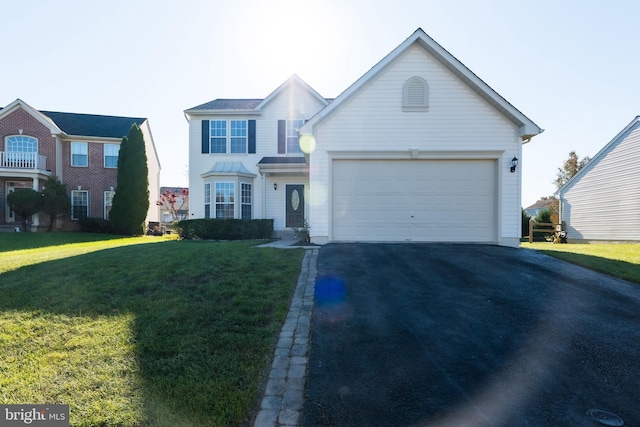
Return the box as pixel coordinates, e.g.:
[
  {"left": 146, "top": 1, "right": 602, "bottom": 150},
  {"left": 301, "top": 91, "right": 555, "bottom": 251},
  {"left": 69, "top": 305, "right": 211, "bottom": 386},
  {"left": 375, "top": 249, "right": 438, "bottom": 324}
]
[{"left": 302, "top": 244, "right": 640, "bottom": 427}]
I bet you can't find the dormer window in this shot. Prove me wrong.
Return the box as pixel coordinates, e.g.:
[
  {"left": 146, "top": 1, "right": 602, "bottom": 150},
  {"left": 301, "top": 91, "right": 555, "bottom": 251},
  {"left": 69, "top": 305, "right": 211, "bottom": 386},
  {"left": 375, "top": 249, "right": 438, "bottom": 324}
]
[{"left": 402, "top": 76, "right": 429, "bottom": 111}]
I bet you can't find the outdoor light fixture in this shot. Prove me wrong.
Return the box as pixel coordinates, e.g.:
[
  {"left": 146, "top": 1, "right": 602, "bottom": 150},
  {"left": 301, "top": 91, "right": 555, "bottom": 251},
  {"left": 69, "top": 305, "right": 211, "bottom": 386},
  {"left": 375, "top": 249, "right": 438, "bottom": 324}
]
[
  {"left": 273, "top": 183, "right": 278, "bottom": 191},
  {"left": 510, "top": 156, "right": 518, "bottom": 173}
]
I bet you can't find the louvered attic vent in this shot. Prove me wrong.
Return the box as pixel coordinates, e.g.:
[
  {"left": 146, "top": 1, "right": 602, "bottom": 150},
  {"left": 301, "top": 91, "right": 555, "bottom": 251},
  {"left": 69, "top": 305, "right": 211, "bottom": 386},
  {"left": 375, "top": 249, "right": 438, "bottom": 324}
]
[{"left": 402, "top": 76, "right": 429, "bottom": 111}]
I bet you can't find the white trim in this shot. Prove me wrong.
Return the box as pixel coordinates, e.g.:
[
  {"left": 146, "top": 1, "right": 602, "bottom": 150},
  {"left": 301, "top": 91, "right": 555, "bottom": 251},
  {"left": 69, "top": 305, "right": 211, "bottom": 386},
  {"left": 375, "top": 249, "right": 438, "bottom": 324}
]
[
  {"left": 327, "top": 150, "right": 504, "bottom": 160},
  {"left": 0, "top": 99, "right": 65, "bottom": 136},
  {"left": 323, "top": 151, "right": 505, "bottom": 244},
  {"left": 63, "top": 135, "right": 124, "bottom": 143}
]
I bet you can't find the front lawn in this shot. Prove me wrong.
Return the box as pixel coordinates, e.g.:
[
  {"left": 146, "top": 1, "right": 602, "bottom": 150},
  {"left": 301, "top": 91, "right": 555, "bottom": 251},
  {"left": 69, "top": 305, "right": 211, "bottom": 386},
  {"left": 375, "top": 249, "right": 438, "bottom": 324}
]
[
  {"left": 0, "top": 233, "right": 304, "bottom": 426},
  {"left": 523, "top": 242, "right": 640, "bottom": 284}
]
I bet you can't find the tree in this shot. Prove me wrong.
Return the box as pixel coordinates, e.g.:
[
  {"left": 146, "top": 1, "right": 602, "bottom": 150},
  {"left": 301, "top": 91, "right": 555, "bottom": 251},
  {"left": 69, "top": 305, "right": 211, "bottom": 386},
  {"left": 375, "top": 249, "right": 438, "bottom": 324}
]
[
  {"left": 554, "top": 150, "right": 590, "bottom": 190},
  {"left": 521, "top": 208, "right": 531, "bottom": 238},
  {"left": 538, "top": 195, "right": 559, "bottom": 225},
  {"left": 534, "top": 209, "right": 552, "bottom": 224},
  {"left": 156, "top": 188, "right": 189, "bottom": 222},
  {"left": 109, "top": 123, "right": 149, "bottom": 235},
  {"left": 7, "top": 189, "right": 42, "bottom": 232},
  {"left": 41, "top": 176, "right": 70, "bottom": 231}
]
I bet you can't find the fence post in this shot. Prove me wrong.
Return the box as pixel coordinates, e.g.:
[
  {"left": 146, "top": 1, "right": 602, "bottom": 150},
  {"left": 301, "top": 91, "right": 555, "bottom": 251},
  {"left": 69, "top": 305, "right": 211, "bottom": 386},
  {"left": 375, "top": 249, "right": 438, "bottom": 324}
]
[{"left": 529, "top": 219, "right": 533, "bottom": 243}]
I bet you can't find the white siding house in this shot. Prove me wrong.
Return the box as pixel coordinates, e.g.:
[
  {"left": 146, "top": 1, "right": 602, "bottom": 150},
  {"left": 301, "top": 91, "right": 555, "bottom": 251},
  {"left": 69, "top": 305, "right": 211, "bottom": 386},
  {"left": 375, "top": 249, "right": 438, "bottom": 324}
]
[
  {"left": 185, "top": 28, "right": 542, "bottom": 247},
  {"left": 558, "top": 116, "right": 640, "bottom": 241},
  {"left": 184, "top": 76, "right": 328, "bottom": 233}
]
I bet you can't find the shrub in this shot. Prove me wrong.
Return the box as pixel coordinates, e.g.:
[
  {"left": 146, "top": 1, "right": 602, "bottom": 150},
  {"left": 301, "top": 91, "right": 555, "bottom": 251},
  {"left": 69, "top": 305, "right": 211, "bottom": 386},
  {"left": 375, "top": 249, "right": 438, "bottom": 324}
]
[
  {"left": 173, "top": 219, "right": 274, "bottom": 240},
  {"left": 79, "top": 217, "right": 111, "bottom": 233}
]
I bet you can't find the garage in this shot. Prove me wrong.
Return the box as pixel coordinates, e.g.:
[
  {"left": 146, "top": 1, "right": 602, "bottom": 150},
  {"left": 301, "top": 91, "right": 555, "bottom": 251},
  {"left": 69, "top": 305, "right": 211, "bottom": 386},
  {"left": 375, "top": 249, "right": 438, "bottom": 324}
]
[{"left": 331, "top": 159, "right": 497, "bottom": 242}]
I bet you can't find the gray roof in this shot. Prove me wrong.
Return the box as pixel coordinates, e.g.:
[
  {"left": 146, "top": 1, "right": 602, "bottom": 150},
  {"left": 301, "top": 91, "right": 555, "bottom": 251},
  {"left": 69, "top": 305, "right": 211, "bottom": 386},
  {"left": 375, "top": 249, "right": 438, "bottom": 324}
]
[
  {"left": 204, "top": 162, "right": 256, "bottom": 176},
  {"left": 258, "top": 157, "right": 308, "bottom": 165},
  {"left": 41, "top": 111, "right": 146, "bottom": 139},
  {"left": 188, "top": 98, "right": 334, "bottom": 111},
  {"left": 188, "top": 99, "right": 263, "bottom": 111},
  {"left": 525, "top": 199, "right": 556, "bottom": 210}
]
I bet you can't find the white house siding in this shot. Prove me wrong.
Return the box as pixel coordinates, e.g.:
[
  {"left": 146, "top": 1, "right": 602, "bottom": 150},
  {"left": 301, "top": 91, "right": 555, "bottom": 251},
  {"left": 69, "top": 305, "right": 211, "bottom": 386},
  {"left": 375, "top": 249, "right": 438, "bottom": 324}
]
[
  {"left": 141, "top": 121, "right": 161, "bottom": 222},
  {"left": 560, "top": 121, "right": 640, "bottom": 241},
  {"left": 309, "top": 44, "right": 521, "bottom": 245},
  {"left": 188, "top": 80, "right": 325, "bottom": 229},
  {"left": 265, "top": 176, "right": 310, "bottom": 230}
]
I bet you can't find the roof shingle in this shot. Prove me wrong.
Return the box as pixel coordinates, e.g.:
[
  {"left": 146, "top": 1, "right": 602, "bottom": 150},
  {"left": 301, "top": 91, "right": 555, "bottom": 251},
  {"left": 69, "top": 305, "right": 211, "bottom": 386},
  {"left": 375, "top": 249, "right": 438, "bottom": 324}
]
[
  {"left": 41, "top": 111, "right": 146, "bottom": 138},
  {"left": 188, "top": 99, "right": 263, "bottom": 111}
]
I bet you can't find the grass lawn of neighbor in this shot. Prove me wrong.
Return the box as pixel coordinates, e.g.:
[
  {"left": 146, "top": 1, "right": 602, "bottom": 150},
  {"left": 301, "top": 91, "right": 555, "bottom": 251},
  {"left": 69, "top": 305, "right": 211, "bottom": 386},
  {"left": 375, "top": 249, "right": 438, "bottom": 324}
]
[
  {"left": 523, "top": 242, "right": 640, "bottom": 285},
  {"left": 0, "top": 233, "right": 304, "bottom": 426}
]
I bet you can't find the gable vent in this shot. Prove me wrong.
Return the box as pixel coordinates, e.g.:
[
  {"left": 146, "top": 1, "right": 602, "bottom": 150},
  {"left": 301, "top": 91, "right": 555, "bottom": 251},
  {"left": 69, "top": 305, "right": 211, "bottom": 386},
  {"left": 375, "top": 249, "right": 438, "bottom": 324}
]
[
  {"left": 408, "top": 80, "right": 425, "bottom": 104},
  {"left": 403, "top": 76, "right": 429, "bottom": 111}
]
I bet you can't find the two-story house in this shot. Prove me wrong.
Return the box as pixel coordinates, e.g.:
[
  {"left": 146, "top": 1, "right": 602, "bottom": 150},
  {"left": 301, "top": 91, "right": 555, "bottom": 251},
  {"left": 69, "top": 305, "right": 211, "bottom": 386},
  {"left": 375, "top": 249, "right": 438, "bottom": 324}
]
[
  {"left": 0, "top": 98, "right": 161, "bottom": 231},
  {"left": 185, "top": 29, "right": 542, "bottom": 247},
  {"left": 185, "top": 75, "right": 328, "bottom": 235}
]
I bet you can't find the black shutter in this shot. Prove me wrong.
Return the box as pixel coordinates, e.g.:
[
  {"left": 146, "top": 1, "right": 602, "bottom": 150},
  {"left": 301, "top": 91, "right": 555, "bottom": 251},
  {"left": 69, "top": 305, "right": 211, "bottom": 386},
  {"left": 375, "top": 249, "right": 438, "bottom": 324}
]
[
  {"left": 248, "top": 120, "right": 256, "bottom": 153},
  {"left": 201, "top": 120, "right": 210, "bottom": 154},
  {"left": 277, "top": 120, "right": 286, "bottom": 154}
]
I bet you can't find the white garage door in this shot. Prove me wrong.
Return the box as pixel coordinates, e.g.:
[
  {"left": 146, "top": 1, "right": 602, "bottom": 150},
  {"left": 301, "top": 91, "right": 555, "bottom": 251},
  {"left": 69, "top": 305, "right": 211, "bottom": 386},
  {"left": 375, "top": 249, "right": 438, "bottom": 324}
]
[{"left": 332, "top": 159, "right": 497, "bottom": 242}]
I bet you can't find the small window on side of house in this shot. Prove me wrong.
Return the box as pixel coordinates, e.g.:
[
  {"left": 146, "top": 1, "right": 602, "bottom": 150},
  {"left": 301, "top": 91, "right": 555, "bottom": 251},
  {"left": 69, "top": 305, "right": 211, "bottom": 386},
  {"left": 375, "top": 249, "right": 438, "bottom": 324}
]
[
  {"left": 402, "top": 76, "right": 429, "bottom": 111},
  {"left": 104, "top": 144, "right": 119, "bottom": 168}
]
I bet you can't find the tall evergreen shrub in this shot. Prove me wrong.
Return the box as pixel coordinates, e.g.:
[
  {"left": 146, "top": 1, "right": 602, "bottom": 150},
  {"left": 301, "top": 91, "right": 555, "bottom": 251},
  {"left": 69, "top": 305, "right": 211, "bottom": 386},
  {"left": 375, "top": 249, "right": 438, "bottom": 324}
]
[{"left": 109, "top": 123, "right": 149, "bottom": 235}]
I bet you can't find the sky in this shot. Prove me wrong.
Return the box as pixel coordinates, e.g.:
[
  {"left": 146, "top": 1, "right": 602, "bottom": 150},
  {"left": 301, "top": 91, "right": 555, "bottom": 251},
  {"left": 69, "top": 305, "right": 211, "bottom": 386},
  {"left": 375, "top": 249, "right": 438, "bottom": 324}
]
[{"left": 2, "top": 0, "right": 639, "bottom": 207}]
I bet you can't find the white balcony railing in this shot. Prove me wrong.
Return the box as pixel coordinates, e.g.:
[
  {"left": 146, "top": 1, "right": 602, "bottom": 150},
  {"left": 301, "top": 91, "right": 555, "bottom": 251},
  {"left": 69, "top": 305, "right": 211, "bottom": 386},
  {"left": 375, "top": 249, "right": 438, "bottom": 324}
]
[{"left": 0, "top": 152, "right": 47, "bottom": 170}]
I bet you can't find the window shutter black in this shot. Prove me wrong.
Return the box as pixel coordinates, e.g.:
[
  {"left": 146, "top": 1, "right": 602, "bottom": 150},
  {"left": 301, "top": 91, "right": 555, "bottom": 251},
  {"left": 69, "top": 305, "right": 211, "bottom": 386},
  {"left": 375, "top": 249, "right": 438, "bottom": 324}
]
[
  {"left": 277, "top": 120, "right": 286, "bottom": 154},
  {"left": 248, "top": 120, "right": 256, "bottom": 153},
  {"left": 201, "top": 120, "right": 210, "bottom": 154}
]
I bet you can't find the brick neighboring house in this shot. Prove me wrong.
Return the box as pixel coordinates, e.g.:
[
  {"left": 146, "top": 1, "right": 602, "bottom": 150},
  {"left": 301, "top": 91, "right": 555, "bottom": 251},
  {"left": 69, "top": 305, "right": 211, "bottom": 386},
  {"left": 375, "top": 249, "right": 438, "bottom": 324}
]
[{"left": 0, "top": 99, "right": 161, "bottom": 231}]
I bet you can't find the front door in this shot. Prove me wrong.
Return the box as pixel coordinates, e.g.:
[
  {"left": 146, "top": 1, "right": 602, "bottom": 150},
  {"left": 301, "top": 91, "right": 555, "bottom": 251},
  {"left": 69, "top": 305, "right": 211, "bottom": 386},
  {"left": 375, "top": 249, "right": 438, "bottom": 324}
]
[{"left": 286, "top": 184, "right": 304, "bottom": 228}]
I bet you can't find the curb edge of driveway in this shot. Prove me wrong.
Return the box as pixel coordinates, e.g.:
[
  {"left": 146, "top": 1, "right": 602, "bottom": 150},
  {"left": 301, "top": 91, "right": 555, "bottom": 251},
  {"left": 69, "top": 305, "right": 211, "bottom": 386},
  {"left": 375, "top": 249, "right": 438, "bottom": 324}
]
[{"left": 253, "top": 248, "right": 318, "bottom": 427}]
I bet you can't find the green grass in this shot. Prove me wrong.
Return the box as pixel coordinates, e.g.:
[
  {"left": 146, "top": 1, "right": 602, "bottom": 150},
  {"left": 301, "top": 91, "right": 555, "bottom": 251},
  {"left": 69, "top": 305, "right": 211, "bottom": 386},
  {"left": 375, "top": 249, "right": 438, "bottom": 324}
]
[
  {"left": 523, "top": 242, "right": 640, "bottom": 284},
  {"left": 0, "top": 233, "right": 304, "bottom": 426}
]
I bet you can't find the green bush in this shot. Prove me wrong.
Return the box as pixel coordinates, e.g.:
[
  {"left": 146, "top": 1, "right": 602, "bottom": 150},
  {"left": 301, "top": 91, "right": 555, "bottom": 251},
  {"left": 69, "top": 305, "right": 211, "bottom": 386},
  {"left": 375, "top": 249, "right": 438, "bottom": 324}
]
[
  {"left": 79, "top": 217, "right": 111, "bottom": 233},
  {"left": 173, "top": 219, "right": 274, "bottom": 240}
]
